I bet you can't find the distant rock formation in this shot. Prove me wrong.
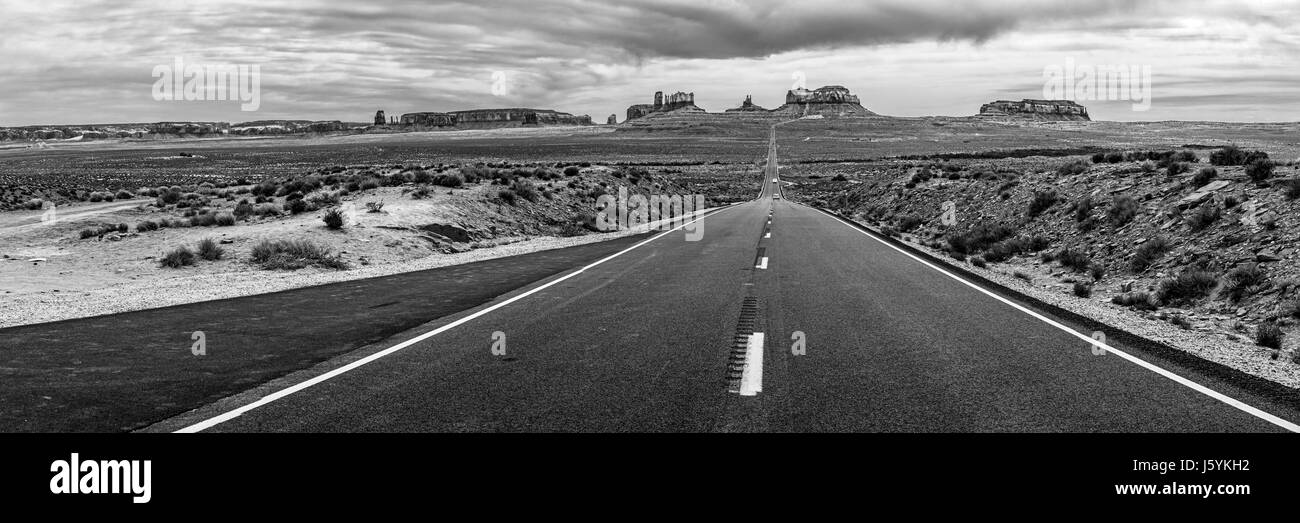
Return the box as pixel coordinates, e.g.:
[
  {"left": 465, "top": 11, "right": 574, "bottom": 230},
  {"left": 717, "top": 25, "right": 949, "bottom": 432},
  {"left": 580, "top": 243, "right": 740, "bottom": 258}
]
[
  {"left": 451, "top": 108, "right": 591, "bottom": 126},
  {"left": 401, "top": 112, "right": 457, "bottom": 126},
  {"left": 399, "top": 108, "right": 591, "bottom": 128},
  {"left": 374, "top": 110, "right": 386, "bottom": 126},
  {"left": 626, "top": 90, "right": 705, "bottom": 121},
  {"left": 607, "top": 114, "right": 618, "bottom": 125},
  {"left": 724, "top": 95, "right": 769, "bottom": 113},
  {"left": 978, "top": 99, "right": 1089, "bottom": 121},
  {"left": 770, "top": 86, "right": 875, "bottom": 117},
  {"left": 228, "top": 120, "right": 348, "bottom": 135}
]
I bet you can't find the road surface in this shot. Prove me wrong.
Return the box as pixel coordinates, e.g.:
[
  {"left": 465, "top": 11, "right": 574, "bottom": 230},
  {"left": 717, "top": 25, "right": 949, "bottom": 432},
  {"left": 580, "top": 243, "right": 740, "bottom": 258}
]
[{"left": 147, "top": 125, "right": 1298, "bottom": 433}]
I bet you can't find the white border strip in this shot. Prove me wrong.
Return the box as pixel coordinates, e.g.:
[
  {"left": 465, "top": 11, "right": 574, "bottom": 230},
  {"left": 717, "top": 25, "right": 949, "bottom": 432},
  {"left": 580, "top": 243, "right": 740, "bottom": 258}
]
[
  {"left": 812, "top": 205, "right": 1300, "bottom": 433},
  {"left": 176, "top": 205, "right": 738, "bottom": 432}
]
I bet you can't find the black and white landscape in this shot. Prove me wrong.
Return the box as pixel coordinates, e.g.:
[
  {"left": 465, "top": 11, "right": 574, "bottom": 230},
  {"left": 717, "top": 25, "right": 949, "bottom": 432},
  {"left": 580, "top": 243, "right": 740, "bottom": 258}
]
[{"left": 2, "top": 0, "right": 1300, "bottom": 436}]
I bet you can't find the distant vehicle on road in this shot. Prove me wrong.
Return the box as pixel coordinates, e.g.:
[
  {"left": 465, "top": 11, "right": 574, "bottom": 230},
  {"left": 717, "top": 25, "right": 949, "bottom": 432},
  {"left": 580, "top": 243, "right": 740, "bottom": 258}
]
[{"left": 773, "top": 194, "right": 781, "bottom": 199}]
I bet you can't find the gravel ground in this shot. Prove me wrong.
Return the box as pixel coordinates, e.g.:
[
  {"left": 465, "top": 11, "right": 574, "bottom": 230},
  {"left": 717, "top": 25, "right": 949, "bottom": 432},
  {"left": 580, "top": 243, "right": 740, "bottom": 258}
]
[{"left": 873, "top": 222, "right": 1300, "bottom": 389}]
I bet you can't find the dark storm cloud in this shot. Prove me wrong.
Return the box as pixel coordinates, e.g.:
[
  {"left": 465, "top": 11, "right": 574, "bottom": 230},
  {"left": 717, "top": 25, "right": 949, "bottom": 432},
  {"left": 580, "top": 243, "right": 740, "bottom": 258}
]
[{"left": 1, "top": 0, "right": 1298, "bottom": 124}]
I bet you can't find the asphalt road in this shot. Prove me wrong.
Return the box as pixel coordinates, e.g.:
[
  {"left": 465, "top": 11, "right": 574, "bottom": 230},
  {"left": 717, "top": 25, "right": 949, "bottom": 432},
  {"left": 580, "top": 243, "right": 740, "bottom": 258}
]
[{"left": 140, "top": 127, "right": 1299, "bottom": 433}]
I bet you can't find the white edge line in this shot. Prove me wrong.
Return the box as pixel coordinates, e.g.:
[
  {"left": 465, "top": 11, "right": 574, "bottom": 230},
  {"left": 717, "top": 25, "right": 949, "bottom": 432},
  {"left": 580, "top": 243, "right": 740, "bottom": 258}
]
[
  {"left": 812, "top": 205, "right": 1300, "bottom": 433},
  {"left": 740, "top": 332, "right": 765, "bottom": 396},
  {"left": 175, "top": 205, "right": 739, "bottom": 433}
]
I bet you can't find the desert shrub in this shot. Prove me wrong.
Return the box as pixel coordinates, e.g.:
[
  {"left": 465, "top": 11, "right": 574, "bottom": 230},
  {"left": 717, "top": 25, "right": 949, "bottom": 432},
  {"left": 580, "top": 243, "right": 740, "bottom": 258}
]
[
  {"left": 157, "top": 189, "right": 183, "bottom": 205},
  {"left": 1246, "top": 159, "right": 1274, "bottom": 182},
  {"left": 366, "top": 201, "right": 385, "bottom": 213},
  {"left": 1027, "top": 190, "right": 1059, "bottom": 217},
  {"left": 189, "top": 213, "right": 217, "bottom": 227},
  {"left": 411, "top": 170, "right": 433, "bottom": 184},
  {"left": 1224, "top": 195, "right": 1240, "bottom": 208},
  {"left": 1130, "top": 236, "right": 1170, "bottom": 272},
  {"left": 1193, "top": 167, "right": 1217, "bottom": 187},
  {"left": 215, "top": 212, "right": 236, "bottom": 226},
  {"left": 1091, "top": 153, "right": 1106, "bottom": 163},
  {"left": 249, "top": 239, "right": 348, "bottom": 270},
  {"left": 1155, "top": 269, "right": 1218, "bottom": 306},
  {"left": 1107, "top": 195, "right": 1138, "bottom": 226},
  {"left": 1186, "top": 204, "right": 1221, "bottom": 232},
  {"left": 1277, "top": 179, "right": 1300, "bottom": 200},
  {"left": 1074, "top": 197, "right": 1094, "bottom": 222},
  {"left": 970, "top": 256, "right": 987, "bottom": 268},
  {"left": 1113, "top": 292, "right": 1158, "bottom": 311},
  {"left": 1104, "top": 152, "right": 1124, "bottom": 163},
  {"left": 254, "top": 203, "right": 281, "bottom": 217},
  {"left": 497, "top": 189, "right": 518, "bottom": 205},
  {"left": 1210, "top": 146, "right": 1268, "bottom": 166},
  {"left": 896, "top": 214, "right": 924, "bottom": 233},
  {"left": 322, "top": 208, "right": 345, "bottom": 229},
  {"left": 1139, "top": 161, "right": 1157, "bottom": 174},
  {"left": 233, "top": 201, "right": 255, "bottom": 218},
  {"left": 1073, "top": 282, "right": 1092, "bottom": 298},
  {"left": 1057, "top": 159, "right": 1089, "bottom": 176},
  {"left": 197, "top": 238, "right": 224, "bottom": 261},
  {"left": 1054, "top": 248, "right": 1091, "bottom": 272},
  {"left": 136, "top": 220, "right": 159, "bottom": 232},
  {"left": 159, "top": 246, "right": 196, "bottom": 268},
  {"left": 1090, "top": 263, "right": 1106, "bottom": 281},
  {"left": 1221, "top": 263, "right": 1266, "bottom": 303},
  {"left": 410, "top": 186, "right": 433, "bottom": 199},
  {"left": 1169, "top": 315, "right": 1192, "bottom": 330},
  {"left": 1013, "top": 271, "right": 1032, "bottom": 283},
  {"left": 1167, "top": 162, "right": 1190, "bottom": 176},
  {"left": 831, "top": 174, "right": 848, "bottom": 181},
  {"left": 359, "top": 178, "right": 380, "bottom": 191},
  {"left": 115, "top": 190, "right": 133, "bottom": 200},
  {"left": 563, "top": 166, "right": 580, "bottom": 176},
  {"left": 945, "top": 223, "right": 1016, "bottom": 255},
  {"left": 433, "top": 173, "right": 464, "bottom": 188},
  {"left": 307, "top": 191, "right": 340, "bottom": 208},
  {"left": 78, "top": 228, "right": 98, "bottom": 239},
  {"left": 287, "top": 198, "right": 308, "bottom": 214},
  {"left": 1256, "top": 322, "right": 1284, "bottom": 350},
  {"left": 511, "top": 179, "right": 539, "bottom": 202}
]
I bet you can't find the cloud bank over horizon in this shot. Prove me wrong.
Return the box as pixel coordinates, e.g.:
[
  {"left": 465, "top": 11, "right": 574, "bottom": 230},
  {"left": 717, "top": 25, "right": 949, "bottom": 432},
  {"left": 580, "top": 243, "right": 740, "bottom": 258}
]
[{"left": 1, "top": 0, "right": 1298, "bottom": 126}]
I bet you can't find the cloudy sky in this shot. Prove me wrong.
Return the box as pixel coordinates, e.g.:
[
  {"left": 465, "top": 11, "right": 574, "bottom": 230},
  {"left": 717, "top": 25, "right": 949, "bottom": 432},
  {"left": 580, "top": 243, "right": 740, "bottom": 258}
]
[{"left": 1, "top": 0, "right": 1298, "bottom": 126}]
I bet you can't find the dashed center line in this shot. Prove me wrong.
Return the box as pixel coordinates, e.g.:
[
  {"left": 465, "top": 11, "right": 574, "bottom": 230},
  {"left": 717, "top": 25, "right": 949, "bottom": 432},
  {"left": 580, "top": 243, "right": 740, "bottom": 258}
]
[{"left": 739, "top": 332, "right": 765, "bottom": 396}]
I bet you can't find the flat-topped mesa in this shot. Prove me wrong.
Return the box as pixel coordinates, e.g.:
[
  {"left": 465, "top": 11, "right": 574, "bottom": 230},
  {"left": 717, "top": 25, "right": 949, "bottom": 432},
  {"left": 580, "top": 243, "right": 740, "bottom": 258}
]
[
  {"left": 398, "top": 108, "right": 591, "bottom": 128},
  {"left": 400, "top": 112, "right": 456, "bottom": 126},
  {"left": 724, "top": 95, "right": 769, "bottom": 113},
  {"left": 229, "top": 120, "right": 348, "bottom": 135},
  {"left": 626, "top": 90, "right": 704, "bottom": 121},
  {"left": 978, "top": 99, "right": 1090, "bottom": 121},
  {"left": 770, "top": 85, "right": 876, "bottom": 117},
  {"left": 607, "top": 114, "right": 618, "bottom": 125}
]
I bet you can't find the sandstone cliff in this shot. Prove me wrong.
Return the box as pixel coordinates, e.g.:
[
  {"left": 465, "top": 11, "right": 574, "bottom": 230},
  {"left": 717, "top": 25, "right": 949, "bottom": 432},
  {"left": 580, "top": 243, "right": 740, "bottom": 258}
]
[{"left": 978, "top": 99, "right": 1090, "bottom": 121}]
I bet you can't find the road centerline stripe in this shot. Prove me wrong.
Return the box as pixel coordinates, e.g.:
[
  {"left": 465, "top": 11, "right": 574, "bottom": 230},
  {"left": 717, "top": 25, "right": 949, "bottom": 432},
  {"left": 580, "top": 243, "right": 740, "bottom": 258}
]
[{"left": 739, "top": 333, "right": 765, "bottom": 396}]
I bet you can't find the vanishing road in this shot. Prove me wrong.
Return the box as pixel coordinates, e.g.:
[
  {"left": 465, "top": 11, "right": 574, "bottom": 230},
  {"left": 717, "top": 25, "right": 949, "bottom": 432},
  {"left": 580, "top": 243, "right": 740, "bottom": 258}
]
[{"left": 5, "top": 126, "right": 1299, "bottom": 432}]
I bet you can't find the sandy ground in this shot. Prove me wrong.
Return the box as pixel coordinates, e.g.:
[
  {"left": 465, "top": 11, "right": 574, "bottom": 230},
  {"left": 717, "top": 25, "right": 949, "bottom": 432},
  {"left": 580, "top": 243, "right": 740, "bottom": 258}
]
[{"left": 0, "top": 181, "right": 716, "bottom": 328}]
